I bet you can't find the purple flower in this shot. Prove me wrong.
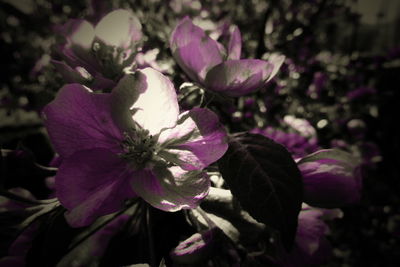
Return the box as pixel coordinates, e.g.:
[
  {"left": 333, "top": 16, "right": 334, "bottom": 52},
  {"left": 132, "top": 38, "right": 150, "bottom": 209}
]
[
  {"left": 53, "top": 9, "right": 142, "bottom": 90},
  {"left": 251, "top": 126, "right": 319, "bottom": 158},
  {"left": 297, "top": 149, "right": 362, "bottom": 208},
  {"left": 42, "top": 68, "right": 228, "bottom": 227},
  {"left": 169, "top": 0, "right": 202, "bottom": 14},
  {"left": 280, "top": 205, "right": 342, "bottom": 267},
  {"left": 307, "top": 71, "right": 328, "bottom": 98},
  {"left": 346, "top": 86, "right": 376, "bottom": 100},
  {"left": 282, "top": 115, "right": 317, "bottom": 139},
  {"left": 170, "top": 17, "right": 284, "bottom": 97},
  {"left": 347, "top": 118, "right": 366, "bottom": 139}
]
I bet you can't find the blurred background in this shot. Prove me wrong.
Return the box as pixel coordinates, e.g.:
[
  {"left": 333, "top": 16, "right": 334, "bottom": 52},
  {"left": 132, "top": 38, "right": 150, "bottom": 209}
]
[{"left": 1, "top": 0, "right": 399, "bottom": 266}]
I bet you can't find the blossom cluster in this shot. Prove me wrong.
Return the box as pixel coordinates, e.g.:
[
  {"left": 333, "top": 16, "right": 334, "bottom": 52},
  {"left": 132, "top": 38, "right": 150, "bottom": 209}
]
[{"left": 1, "top": 6, "right": 364, "bottom": 267}]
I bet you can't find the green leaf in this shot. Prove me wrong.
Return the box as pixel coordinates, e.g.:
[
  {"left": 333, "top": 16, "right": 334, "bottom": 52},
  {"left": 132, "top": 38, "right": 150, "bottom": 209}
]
[{"left": 218, "top": 133, "right": 303, "bottom": 251}]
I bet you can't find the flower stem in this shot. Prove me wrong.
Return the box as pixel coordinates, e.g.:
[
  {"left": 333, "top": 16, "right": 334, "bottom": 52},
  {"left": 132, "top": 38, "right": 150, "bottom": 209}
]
[{"left": 146, "top": 205, "right": 157, "bottom": 267}]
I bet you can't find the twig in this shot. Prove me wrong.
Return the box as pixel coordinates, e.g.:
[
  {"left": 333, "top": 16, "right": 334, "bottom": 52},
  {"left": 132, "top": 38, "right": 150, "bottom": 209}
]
[{"left": 146, "top": 205, "right": 157, "bottom": 267}]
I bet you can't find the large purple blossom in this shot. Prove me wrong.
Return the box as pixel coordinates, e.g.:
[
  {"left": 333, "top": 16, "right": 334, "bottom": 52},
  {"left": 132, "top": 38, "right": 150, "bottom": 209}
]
[
  {"left": 170, "top": 17, "right": 284, "bottom": 97},
  {"left": 53, "top": 9, "right": 142, "bottom": 90},
  {"left": 42, "top": 68, "right": 228, "bottom": 227}
]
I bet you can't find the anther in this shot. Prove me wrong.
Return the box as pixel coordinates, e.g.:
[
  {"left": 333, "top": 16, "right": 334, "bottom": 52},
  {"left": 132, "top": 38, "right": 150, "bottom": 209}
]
[{"left": 92, "top": 42, "right": 101, "bottom": 52}]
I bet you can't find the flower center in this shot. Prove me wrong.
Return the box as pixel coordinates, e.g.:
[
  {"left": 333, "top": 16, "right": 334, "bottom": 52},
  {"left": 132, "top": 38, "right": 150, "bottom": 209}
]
[{"left": 120, "top": 129, "right": 157, "bottom": 169}]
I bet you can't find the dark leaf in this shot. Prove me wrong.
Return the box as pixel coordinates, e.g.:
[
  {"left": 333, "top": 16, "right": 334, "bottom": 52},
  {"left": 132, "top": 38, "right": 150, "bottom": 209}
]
[
  {"left": 1, "top": 148, "right": 53, "bottom": 198},
  {"left": 0, "top": 208, "right": 34, "bottom": 257},
  {"left": 0, "top": 198, "right": 60, "bottom": 258},
  {"left": 56, "top": 204, "right": 139, "bottom": 267},
  {"left": 100, "top": 205, "right": 195, "bottom": 267},
  {"left": 218, "top": 133, "right": 303, "bottom": 251},
  {"left": 25, "top": 205, "right": 80, "bottom": 267}
]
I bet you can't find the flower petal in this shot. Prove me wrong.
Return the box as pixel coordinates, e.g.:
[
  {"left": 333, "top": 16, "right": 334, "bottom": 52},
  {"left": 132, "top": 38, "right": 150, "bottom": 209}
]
[
  {"left": 279, "top": 205, "right": 335, "bottom": 267},
  {"left": 170, "top": 228, "right": 218, "bottom": 264},
  {"left": 281, "top": 239, "right": 331, "bottom": 267},
  {"left": 42, "top": 84, "right": 123, "bottom": 158},
  {"left": 296, "top": 209, "right": 328, "bottom": 255},
  {"left": 131, "top": 166, "right": 210, "bottom": 212},
  {"left": 95, "top": 9, "right": 142, "bottom": 48},
  {"left": 55, "top": 148, "right": 136, "bottom": 227},
  {"left": 52, "top": 59, "right": 115, "bottom": 91},
  {"left": 110, "top": 74, "right": 141, "bottom": 131},
  {"left": 60, "top": 19, "right": 95, "bottom": 51},
  {"left": 297, "top": 149, "right": 362, "bottom": 208},
  {"left": 266, "top": 54, "right": 285, "bottom": 82},
  {"left": 227, "top": 25, "right": 241, "bottom": 60},
  {"left": 251, "top": 126, "right": 319, "bottom": 159},
  {"left": 170, "top": 17, "right": 224, "bottom": 83},
  {"left": 204, "top": 59, "right": 277, "bottom": 96},
  {"left": 57, "top": 19, "right": 100, "bottom": 72},
  {"left": 59, "top": 44, "right": 100, "bottom": 77},
  {"left": 129, "top": 68, "right": 179, "bottom": 135},
  {"left": 51, "top": 59, "right": 88, "bottom": 84},
  {"left": 158, "top": 108, "right": 228, "bottom": 170}
]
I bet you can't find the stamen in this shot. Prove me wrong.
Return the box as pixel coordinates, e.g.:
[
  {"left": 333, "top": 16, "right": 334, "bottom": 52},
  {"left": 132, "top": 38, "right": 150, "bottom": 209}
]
[{"left": 119, "top": 129, "right": 158, "bottom": 169}]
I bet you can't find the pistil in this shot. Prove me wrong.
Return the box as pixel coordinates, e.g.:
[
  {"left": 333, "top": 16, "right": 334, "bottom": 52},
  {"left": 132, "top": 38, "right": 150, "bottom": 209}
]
[{"left": 120, "top": 129, "right": 157, "bottom": 169}]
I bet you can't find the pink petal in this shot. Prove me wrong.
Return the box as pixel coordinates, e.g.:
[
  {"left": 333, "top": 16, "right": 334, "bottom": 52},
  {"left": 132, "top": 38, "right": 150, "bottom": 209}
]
[
  {"left": 110, "top": 74, "right": 140, "bottom": 131},
  {"left": 158, "top": 108, "right": 228, "bottom": 170},
  {"left": 282, "top": 238, "right": 331, "bottom": 267},
  {"left": 170, "top": 228, "right": 218, "bottom": 264},
  {"left": 59, "top": 19, "right": 95, "bottom": 51},
  {"left": 204, "top": 59, "right": 277, "bottom": 96},
  {"left": 280, "top": 207, "right": 333, "bottom": 267},
  {"left": 131, "top": 166, "right": 210, "bottom": 212},
  {"left": 55, "top": 148, "right": 136, "bottom": 227},
  {"left": 129, "top": 68, "right": 179, "bottom": 135},
  {"left": 57, "top": 19, "right": 101, "bottom": 73},
  {"left": 94, "top": 9, "right": 142, "bottom": 48},
  {"left": 59, "top": 44, "right": 100, "bottom": 77},
  {"left": 298, "top": 149, "right": 362, "bottom": 208},
  {"left": 51, "top": 59, "right": 88, "bottom": 84},
  {"left": 296, "top": 209, "right": 328, "bottom": 255},
  {"left": 267, "top": 54, "right": 285, "bottom": 82},
  {"left": 170, "top": 17, "right": 224, "bottom": 83},
  {"left": 52, "top": 59, "right": 115, "bottom": 91},
  {"left": 42, "top": 84, "right": 123, "bottom": 158},
  {"left": 227, "top": 25, "right": 241, "bottom": 60}
]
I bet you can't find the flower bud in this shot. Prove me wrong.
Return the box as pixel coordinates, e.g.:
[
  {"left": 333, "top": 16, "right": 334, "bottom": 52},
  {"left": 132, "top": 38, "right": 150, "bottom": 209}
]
[{"left": 170, "top": 228, "right": 220, "bottom": 264}]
